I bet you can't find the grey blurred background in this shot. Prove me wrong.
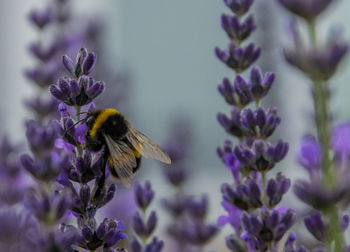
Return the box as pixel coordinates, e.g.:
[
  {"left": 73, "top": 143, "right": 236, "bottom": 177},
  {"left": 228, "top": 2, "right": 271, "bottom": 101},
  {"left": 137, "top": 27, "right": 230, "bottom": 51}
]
[{"left": 1, "top": 0, "right": 350, "bottom": 250}]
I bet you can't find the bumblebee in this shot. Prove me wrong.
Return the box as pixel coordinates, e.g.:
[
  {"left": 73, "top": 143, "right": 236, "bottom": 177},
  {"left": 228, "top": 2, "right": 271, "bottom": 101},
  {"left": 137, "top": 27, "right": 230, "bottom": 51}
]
[{"left": 84, "top": 108, "right": 171, "bottom": 187}]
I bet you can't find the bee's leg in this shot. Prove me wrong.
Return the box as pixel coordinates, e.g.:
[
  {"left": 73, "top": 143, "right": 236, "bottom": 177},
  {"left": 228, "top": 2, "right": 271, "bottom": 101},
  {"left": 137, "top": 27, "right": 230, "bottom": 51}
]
[{"left": 91, "top": 151, "right": 108, "bottom": 206}]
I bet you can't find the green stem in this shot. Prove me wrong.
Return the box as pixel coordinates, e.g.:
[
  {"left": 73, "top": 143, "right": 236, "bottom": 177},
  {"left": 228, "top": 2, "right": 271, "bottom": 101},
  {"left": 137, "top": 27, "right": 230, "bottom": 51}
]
[
  {"left": 326, "top": 207, "right": 343, "bottom": 252},
  {"left": 307, "top": 20, "right": 343, "bottom": 251},
  {"left": 312, "top": 81, "right": 334, "bottom": 185},
  {"left": 140, "top": 209, "right": 148, "bottom": 245},
  {"left": 255, "top": 99, "right": 261, "bottom": 108},
  {"left": 44, "top": 181, "right": 51, "bottom": 194},
  {"left": 307, "top": 19, "right": 317, "bottom": 47},
  {"left": 261, "top": 171, "right": 268, "bottom": 207}
]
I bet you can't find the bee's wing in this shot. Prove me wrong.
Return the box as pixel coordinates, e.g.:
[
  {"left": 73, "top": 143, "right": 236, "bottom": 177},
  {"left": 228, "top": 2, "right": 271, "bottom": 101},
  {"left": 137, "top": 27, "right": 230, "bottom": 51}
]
[
  {"left": 126, "top": 122, "right": 171, "bottom": 164},
  {"left": 103, "top": 134, "right": 136, "bottom": 188}
]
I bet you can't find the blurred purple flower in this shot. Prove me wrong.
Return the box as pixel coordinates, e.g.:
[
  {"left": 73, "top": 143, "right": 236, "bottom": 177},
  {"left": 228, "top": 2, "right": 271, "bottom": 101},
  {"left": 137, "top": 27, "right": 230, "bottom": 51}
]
[
  {"left": 284, "top": 32, "right": 348, "bottom": 80},
  {"left": 25, "top": 189, "right": 72, "bottom": 226},
  {"left": 163, "top": 164, "right": 187, "bottom": 187},
  {"left": 162, "top": 196, "right": 187, "bottom": 218},
  {"left": 277, "top": 0, "right": 336, "bottom": 21},
  {"left": 331, "top": 122, "right": 350, "bottom": 160},
  {"left": 20, "top": 151, "right": 69, "bottom": 182},
  {"left": 28, "top": 8, "right": 53, "bottom": 29},
  {"left": 134, "top": 181, "right": 155, "bottom": 210},
  {"left": 132, "top": 211, "right": 157, "bottom": 239},
  {"left": 0, "top": 207, "right": 36, "bottom": 251},
  {"left": 186, "top": 195, "right": 208, "bottom": 221},
  {"left": 179, "top": 221, "right": 219, "bottom": 246},
  {"left": 294, "top": 176, "right": 350, "bottom": 210},
  {"left": 24, "top": 119, "right": 60, "bottom": 156},
  {"left": 0, "top": 136, "right": 22, "bottom": 178},
  {"left": 0, "top": 136, "right": 28, "bottom": 205},
  {"left": 224, "top": 0, "right": 254, "bottom": 17},
  {"left": 29, "top": 41, "right": 58, "bottom": 62},
  {"left": 144, "top": 237, "right": 164, "bottom": 252},
  {"left": 25, "top": 62, "right": 57, "bottom": 89},
  {"left": 131, "top": 180, "right": 163, "bottom": 252},
  {"left": 297, "top": 135, "right": 322, "bottom": 177},
  {"left": 24, "top": 96, "right": 58, "bottom": 120}
]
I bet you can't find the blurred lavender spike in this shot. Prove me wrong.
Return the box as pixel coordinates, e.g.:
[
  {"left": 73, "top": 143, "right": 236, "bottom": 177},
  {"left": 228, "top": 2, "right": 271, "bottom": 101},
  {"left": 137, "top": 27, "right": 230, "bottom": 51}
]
[
  {"left": 277, "top": 0, "right": 336, "bottom": 21},
  {"left": 130, "top": 181, "right": 163, "bottom": 252},
  {"left": 224, "top": 0, "right": 254, "bottom": 17},
  {"left": 28, "top": 8, "right": 53, "bottom": 29}
]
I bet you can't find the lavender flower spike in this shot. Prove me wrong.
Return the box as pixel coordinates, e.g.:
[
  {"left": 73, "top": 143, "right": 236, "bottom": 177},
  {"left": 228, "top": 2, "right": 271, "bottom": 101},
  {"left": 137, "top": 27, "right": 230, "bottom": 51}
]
[
  {"left": 130, "top": 181, "right": 163, "bottom": 252},
  {"left": 216, "top": 0, "right": 292, "bottom": 250}
]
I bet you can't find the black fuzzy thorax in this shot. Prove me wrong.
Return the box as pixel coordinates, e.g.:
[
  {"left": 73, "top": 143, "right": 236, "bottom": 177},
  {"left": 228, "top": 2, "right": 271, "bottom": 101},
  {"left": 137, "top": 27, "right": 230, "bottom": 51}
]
[{"left": 85, "top": 110, "right": 128, "bottom": 152}]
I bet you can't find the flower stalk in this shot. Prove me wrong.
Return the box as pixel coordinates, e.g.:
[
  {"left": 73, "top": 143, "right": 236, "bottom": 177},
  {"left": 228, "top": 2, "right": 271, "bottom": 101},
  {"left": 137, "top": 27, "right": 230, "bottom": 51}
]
[
  {"left": 278, "top": 0, "right": 349, "bottom": 250},
  {"left": 307, "top": 18, "right": 343, "bottom": 252}
]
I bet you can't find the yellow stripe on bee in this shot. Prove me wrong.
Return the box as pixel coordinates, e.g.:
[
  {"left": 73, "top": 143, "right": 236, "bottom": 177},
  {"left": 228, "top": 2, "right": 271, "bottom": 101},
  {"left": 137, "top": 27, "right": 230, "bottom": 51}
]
[
  {"left": 90, "top": 108, "right": 120, "bottom": 138},
  {"left": 134, "top": 149, "right": 141, "bottom": 158}
]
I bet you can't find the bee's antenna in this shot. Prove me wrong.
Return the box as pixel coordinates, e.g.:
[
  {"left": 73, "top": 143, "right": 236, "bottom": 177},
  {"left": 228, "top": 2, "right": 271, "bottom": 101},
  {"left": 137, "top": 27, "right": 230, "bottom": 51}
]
[
  {"left": 64, "top": 119, "right": 85, "bottom": 133},
  {"left": 63, "top": 116, "right": 91, "bottom": 138},
  {"left": 63, "top": 112, "right": 94, "bottom": 135}
]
